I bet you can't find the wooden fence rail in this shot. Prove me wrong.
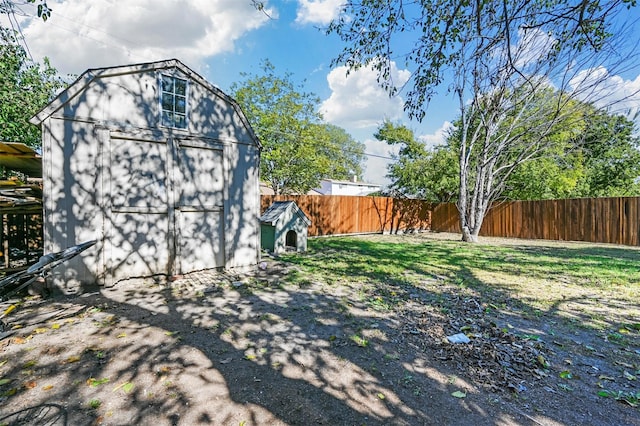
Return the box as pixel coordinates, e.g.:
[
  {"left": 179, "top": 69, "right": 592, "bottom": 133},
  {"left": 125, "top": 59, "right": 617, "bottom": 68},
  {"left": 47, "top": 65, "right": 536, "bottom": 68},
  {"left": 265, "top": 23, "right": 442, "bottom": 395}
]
[
  {"left": 431, "top": 197, "right": 640, "bottom": 246},
  {"left": 262, "top": 195, "right": 640, "bottom": 246},
  {"left": 260, "top": 195, "right": 432, "bottom": 236}
]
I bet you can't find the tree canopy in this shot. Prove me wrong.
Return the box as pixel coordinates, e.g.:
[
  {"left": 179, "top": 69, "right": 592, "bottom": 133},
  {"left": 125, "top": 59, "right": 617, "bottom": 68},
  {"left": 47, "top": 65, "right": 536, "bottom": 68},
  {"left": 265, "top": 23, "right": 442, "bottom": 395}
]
[
  {"left": 385, "top": 104, "right": 640, "bottom": 202},
  {"left": 231, "top": 61, "right": 365, "bottom": 194},
  {"left": 329, "top": 0, "right": 638, "bottom": 241},
  {"left": 0, "top": 28, "right": 65, "bottom": 148},
  {"left": 374, "top": 120, "right": 458, "bottom": 202}
]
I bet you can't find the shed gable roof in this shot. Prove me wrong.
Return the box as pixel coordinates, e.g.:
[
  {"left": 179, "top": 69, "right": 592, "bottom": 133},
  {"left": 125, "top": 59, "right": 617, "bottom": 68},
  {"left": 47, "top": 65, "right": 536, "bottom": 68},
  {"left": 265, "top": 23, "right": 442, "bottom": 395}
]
[
  {"left": 29, "top": 58, "right": 261, "bottom": 148},
  {"left": 260, "top": 201, "right": 311, "bottom": 226}
]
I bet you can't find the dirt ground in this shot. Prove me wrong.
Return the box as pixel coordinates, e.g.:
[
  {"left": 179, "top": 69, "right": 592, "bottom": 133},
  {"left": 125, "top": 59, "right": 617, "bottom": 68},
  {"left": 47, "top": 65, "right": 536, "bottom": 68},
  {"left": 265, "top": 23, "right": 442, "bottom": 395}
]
[{"left": 0, "top": 233, "right": 638, "bottom": 425}]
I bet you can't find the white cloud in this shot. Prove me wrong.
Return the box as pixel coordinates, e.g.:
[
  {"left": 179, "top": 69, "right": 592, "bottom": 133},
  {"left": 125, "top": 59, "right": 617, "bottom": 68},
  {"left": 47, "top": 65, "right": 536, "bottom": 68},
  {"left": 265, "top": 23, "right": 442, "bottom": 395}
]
[
  {"left": 513, "top": 27, "right": 557, "bottom": 70},
  {"left": 569, "top": 66, "right": 640, "bottom": 118},
  {"left": 418, "top": 121, "right": 453, "bottom": 149},
  {"left": 15, "top": 0, "right": 273, "bottom": 76},
  {"left": 361, "top": 138, "right": 398, "bottom": 186},
  {"left": 320, "top": 62, "right": 411, "bottom": 129},
  {"left": 295, "top": 0, "right": 345, "bottom": 25}
]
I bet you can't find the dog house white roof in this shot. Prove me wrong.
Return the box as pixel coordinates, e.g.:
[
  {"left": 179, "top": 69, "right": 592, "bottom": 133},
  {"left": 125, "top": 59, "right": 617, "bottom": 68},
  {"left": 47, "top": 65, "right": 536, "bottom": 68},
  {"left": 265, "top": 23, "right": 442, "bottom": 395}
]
[
  {"left": 260, "top": 201, "right": 311, "bottom": 254},
  {"left": 30, "top": 59, "right": 261, "bottom": 289}
]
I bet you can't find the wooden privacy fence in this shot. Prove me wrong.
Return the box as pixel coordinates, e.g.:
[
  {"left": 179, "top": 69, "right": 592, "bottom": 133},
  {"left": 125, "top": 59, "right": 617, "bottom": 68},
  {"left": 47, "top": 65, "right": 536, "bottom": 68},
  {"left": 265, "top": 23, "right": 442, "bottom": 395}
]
[
  {"left": 431, "top": 197, "right": 640, "bottom": 246},
  {"left": 261, "top": 195, "right": 432, "bottom": 236}
]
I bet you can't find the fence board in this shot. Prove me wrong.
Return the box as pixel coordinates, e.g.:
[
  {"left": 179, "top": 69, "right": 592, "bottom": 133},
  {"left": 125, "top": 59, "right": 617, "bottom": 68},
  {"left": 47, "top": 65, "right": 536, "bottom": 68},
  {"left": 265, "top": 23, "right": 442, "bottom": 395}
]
[
  {"left": 430, "top": 197, "right": 640, "bottom": 246},
  {"left": 261, "top": 195, "right": 431, "bottom": 237}
]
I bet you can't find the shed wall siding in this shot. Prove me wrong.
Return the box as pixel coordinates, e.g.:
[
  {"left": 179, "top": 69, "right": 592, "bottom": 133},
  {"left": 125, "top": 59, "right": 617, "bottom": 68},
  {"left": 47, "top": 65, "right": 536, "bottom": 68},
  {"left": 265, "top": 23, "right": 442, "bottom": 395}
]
[
  {"left": 43, "top": 117, "right": 103, "bottom": 291},
  {"left": 40, "top": 63, "right": 260, "bottom": 289}
]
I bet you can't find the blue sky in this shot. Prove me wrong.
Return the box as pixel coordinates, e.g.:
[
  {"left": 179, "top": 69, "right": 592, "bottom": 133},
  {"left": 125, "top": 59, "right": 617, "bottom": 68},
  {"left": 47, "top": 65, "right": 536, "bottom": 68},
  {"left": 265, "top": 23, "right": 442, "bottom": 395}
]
[{"left": 3, "top": 0, "right": 640, "bottom": 185}]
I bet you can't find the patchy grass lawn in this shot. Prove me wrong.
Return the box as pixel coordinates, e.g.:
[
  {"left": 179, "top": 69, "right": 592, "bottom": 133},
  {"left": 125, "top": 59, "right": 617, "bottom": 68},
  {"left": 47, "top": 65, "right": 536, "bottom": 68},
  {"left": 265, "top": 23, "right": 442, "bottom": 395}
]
[
  {"left": 281, "top": 233, "right": 640, "bottom": 332},
  {"left": 277, "top": 233, "right": 640, "bottom": 417},
  {"left": 0, "top": 232, "right": 638, "bottom": 425}
]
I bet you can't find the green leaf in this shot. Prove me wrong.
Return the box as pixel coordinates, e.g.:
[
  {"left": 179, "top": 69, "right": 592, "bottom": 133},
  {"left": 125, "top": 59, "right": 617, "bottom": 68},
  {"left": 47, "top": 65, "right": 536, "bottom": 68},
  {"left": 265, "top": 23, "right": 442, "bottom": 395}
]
[
  {"left": 113, "top": 381, "right": 134, "bottom": 393},
  {"left": 559, "top": 370, "right": 573, "bottom": 379},
  {"left": 451, "top": 391, "right": 467, "bottom": 398},
  {"left": 87, "top": 377, "right": 110, "bottom": 387}
]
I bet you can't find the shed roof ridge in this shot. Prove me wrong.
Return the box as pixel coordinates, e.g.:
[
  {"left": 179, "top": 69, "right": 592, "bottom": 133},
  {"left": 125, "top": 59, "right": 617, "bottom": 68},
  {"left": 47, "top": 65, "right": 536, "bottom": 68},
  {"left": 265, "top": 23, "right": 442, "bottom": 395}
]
[
  {"left": 260, "top": 200, "right": 311, "bottom": 226},
  {"left": 29, "top": 59, "right": 261, "bottom": 149}
]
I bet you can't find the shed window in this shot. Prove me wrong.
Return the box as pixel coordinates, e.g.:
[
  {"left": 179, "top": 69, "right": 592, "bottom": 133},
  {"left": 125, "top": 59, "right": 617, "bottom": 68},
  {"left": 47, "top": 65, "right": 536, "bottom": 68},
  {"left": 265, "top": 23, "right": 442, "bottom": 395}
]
[{"left": 160, "top": 75, "right": 188, "bottom": 129}]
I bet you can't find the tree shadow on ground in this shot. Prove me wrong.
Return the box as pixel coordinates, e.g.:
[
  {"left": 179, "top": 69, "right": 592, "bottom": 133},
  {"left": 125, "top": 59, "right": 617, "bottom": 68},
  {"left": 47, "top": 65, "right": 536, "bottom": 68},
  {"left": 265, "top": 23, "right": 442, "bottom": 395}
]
[
  {"left": 1, "top": 234, "right": 638, "bottom": 425},
  {"left": 0, "top": 270, "right": 525, "bottom": 425}
]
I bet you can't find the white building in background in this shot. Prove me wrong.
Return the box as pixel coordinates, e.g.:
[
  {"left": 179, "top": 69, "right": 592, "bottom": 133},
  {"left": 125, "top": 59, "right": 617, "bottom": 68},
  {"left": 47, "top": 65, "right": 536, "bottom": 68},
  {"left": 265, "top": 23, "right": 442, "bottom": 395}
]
[{"left": 316, "top": 178, "right": 381, "bottom": 196}]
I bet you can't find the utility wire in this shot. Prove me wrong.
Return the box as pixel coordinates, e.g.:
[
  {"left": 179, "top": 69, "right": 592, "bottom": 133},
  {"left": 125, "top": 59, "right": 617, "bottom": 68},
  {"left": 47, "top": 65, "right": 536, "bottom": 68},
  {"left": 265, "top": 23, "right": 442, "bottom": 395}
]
[{"left": 2, "top": 0, "right": 34, "bottom": 62}]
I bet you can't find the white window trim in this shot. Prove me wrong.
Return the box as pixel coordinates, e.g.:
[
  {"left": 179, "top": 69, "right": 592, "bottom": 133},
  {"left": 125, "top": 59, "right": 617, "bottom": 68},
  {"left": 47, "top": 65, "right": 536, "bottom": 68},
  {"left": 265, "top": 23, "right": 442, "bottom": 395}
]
[{"left": 159, "top": 73, "right": 189, "bottom": 129}]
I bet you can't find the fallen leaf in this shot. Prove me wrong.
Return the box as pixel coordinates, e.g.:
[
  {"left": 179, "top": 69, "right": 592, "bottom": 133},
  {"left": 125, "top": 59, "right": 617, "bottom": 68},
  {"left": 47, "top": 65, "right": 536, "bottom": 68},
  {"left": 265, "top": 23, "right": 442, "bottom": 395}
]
[
  {"left": 10, "top": 324, "right": 22, "bottom": 330},
  {"left": 23, "top": 360, "right": 37, "bottom": 368},
  {"left": 113, "top": 381, "right": 134, "bottom": 393},
  {"left": 377, "top": 392, "right": 386, "bottom": 400},
  {"left": 537, "top": 355, "right": 549, "bottom": 368},
  {"left": 42, "top": 384, "right": 53, "bottom": 391},
  {"left": 2, "top": 388, "right": 17, "bottom": 397},
  {"left": 3, "top": 305, "right": 16, "bottom": 316},
  {"left": 0, "top": 378, "right": 11, "bottom": 386},
  {"left": 51, "top": 323, "right": 61, "bottom": 330},
  {"left": 599, "top": 375, "right": 615, "bottom": 381},
  {"left": 117, "top": 332, "right": 127, "bottom": 338},
  {"left": 13, "top": 337, "right": 26, "bottom": 344},
  {"left": 623, "top": 371, "right": 637, "bottom": 381},
  {"left": 66, "top": 355, "right": 81, "bottom": 363},
  {"left": 451, "top": 391, "right": 467, "bottom": 398},
  {"left": 34, "top": 328, "right": 48, "bottom": 334},
  {"left": 24, "top": 381, "right": 36, "bottom": 389},
  {"left": 559, "top": 370, "right": 573, "bottom": 379},
  {"left": 87, "top": 377, "right": 110, "bottom": 387},
  {"left": 164, "top": 331, "right": 179, "bottom": 336}
]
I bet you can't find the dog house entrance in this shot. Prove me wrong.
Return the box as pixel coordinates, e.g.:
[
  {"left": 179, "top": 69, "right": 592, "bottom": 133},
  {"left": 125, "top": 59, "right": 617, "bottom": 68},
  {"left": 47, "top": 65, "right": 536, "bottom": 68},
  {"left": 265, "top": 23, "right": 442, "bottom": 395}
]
[{"left": 285, "top": 230, "right": 297, "bottom": 249}]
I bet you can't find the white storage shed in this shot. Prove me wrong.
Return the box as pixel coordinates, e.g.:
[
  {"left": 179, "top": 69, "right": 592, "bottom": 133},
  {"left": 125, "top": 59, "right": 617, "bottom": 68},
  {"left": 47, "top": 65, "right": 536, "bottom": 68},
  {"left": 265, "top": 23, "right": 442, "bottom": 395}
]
[{"left": 30, "top": 59, "right": 261, "bottom": 290}]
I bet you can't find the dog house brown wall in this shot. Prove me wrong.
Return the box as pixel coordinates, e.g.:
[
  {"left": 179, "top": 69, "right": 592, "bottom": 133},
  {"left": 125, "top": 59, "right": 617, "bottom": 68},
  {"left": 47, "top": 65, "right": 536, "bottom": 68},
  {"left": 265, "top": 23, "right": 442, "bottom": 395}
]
[{"left": 260, "top": 201, "right": 311, "bottom": 254}]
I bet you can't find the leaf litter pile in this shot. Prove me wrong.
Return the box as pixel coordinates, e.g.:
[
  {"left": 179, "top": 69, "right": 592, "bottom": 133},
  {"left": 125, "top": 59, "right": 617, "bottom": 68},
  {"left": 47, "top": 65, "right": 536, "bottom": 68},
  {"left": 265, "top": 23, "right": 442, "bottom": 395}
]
[{"left": 399, "top": 289, "right": 549, "bottom": 394}]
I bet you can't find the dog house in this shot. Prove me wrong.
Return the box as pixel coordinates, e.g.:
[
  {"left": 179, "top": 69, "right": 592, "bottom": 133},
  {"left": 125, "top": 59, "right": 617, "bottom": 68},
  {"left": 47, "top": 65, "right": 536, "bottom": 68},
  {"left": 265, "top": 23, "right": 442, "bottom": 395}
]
[
  {"left": 260, "top": 201, "right": 311, "bottom": 254},
  {"left": 30, "top": 59, "right": 261, "bottom": 289}
]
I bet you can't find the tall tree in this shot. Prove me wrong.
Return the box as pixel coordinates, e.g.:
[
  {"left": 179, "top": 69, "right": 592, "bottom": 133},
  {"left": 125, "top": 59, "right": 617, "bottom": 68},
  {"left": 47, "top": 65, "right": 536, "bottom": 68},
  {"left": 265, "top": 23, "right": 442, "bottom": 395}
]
[
  {"left": 329, "top": 0, "right": 637, "bottom": 242},
  {"left": 231, "top": 60, "right": 365, "bottom": 194},
  {"left": 0, "top": 28, "right": 65, "bottom": 148},
  {"left": 573, "top": 109, "right": 640, "bottom": 197},
  {"left": 374, "top": 120, "right": 457, "bottom": 202},
  {"left": 387, "top": 105, "right": 640, "bottom": 201}
]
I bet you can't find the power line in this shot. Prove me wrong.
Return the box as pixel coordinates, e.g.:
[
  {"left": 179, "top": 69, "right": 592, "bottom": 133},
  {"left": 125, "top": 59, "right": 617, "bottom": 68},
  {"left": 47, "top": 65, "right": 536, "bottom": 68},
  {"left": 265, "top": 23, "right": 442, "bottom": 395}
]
[{"left": 2, "top": 0, "right": 34, "bottom": 62}]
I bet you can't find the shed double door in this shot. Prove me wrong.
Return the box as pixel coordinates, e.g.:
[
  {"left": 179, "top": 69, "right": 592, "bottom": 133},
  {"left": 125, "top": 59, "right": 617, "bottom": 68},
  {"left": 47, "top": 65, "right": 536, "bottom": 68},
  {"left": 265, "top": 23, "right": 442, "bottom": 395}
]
[{"left": 106, "top": 135, "right": 224, "bottom": 282}]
